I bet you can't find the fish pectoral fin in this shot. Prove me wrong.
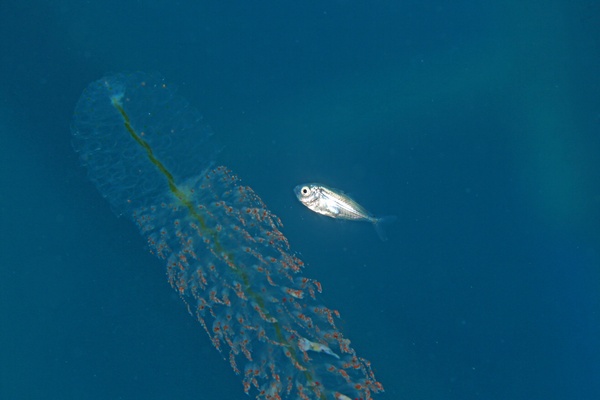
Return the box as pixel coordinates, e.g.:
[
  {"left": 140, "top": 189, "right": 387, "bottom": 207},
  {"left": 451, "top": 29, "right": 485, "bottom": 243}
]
[{"left": 326, "top": 204, "right": 340, "bottom": 215}]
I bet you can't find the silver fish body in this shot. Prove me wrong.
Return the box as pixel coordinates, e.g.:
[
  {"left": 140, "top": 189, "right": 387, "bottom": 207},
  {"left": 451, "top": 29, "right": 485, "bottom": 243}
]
[{"left": 294, "top": 183, "right": 396, "bottom": 241}]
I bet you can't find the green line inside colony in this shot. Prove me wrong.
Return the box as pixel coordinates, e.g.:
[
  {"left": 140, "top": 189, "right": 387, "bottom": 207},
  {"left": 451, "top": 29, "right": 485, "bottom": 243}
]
[{"left": 110, "top": 94, "right": 320, "bottom": 396}]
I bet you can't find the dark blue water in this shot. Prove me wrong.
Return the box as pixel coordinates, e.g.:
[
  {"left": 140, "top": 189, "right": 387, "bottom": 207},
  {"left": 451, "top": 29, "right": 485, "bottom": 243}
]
[{"left": 1, "top": 1, "right": 599, "bottom": 399}]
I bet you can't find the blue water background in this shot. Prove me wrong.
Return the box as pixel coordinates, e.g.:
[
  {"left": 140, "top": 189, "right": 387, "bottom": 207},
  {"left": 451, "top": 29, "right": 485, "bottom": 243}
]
[{"left": 1, "top": 1, "right": 599, "bottom": 399}]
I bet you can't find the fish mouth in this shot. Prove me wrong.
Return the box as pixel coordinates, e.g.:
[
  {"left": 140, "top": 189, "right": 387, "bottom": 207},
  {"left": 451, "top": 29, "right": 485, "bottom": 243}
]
[{"left": 293, "top": 185, "right": 302, "bottom": 198}]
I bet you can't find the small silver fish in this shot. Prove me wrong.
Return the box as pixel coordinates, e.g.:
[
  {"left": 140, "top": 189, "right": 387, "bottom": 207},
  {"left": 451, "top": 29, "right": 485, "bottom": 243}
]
[{"left": 294, "top": 183, "right": 396, "bottom": 241}]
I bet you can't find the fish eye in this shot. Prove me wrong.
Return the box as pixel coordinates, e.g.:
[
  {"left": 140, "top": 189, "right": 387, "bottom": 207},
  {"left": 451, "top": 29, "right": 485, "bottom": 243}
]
[{"left": 301, "top": 186, "right": 310, "bottom": 195}]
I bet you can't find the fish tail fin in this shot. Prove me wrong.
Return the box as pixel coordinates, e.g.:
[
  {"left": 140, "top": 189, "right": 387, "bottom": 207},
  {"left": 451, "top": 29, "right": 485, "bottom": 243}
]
[{"left": 373, "top": 215, "right": 397, "bottom": 241}]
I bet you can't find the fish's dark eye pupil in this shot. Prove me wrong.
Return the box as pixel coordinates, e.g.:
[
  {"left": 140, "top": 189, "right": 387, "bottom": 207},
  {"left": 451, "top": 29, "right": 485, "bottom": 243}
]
[{"left": 302, "top": 187, "right": 308, "bottom": 194}]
